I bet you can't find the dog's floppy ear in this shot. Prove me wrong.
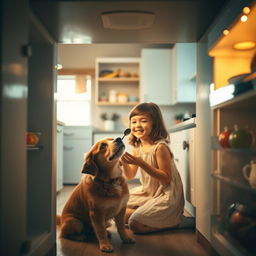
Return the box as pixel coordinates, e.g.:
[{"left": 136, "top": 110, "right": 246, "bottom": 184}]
[{"left": 81, "top": 152, "right": 98, "bottom": 176}]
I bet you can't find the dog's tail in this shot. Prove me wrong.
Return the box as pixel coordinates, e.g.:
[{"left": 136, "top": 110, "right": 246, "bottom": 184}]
[{"left": 56, "top": 215, "right": 61, "bottom": 226}]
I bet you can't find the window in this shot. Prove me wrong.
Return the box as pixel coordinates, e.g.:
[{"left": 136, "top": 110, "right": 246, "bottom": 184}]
[{"left": 56, "top": 75, "right": 91, "bottom": 125}]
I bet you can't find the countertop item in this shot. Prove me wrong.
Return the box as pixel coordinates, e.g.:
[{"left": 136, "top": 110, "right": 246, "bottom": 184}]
[
  {"left": 169, "top": 117, "right": 196, "bottom": 133},
  {"left": 57, "top": 120, "right": 65, "bottom": 126}
]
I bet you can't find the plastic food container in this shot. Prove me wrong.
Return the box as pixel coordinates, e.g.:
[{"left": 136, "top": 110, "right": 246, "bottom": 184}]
[{"left": 117, "top": 93, "right": 128, "bottom": 103}]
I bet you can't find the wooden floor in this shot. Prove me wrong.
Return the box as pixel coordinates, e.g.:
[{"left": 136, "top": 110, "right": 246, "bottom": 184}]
[{"left": 56, "top": 185, "right": 210, "bottom": 256}]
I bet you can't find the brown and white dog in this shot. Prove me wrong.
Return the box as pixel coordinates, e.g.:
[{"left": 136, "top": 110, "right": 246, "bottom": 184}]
[{"left": 58, "top": 137, "right": 135, "bottom": 252}]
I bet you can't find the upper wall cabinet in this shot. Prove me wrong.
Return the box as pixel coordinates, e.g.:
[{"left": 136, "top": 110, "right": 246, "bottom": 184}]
[
  {"left": 141, "top": 46, "right": 196, "bottom": 106},
  {"left": 141, "top": 48, "right": 173, "bottom": 105},
  {"left": 95, "top": 57, "right": 140, "bottom": 106},
  {"left": 171, "top": 43, "right": 196, "bottom": 104}
]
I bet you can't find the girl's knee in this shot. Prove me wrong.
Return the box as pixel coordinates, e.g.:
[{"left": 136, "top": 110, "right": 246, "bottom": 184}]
[
  {"left": 129, "top": 219, "right": 163, "bottom": 234},
  {"left": 128, "top": 219, "right": 142, "bottom": 233},
  {"left": 125, "top": 207, "right": 136, "bottom": 224},
  {"left": 129, "top": 219, "right": 153, "bottom": 234}
]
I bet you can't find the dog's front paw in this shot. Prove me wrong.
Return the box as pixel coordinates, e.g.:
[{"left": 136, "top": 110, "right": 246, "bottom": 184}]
[
  {"left": 99, "top": 241, "right": 114, "bottom": 253},
  {"left": 122, "top": 236, "right": 136, "bottom": 244}
]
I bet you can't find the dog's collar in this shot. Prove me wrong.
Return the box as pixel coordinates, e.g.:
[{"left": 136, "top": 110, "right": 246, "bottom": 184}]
[{"left": 93, "top": 177, "right": 121, "bottom": 187}]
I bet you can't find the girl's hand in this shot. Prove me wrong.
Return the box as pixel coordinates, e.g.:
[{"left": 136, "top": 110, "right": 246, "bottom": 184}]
[
  {"left": 121, "top": 152, "right": 143, "bottom": 167},
  {"left": 120, "top": 152, "right": 139, "bottom": 180}
]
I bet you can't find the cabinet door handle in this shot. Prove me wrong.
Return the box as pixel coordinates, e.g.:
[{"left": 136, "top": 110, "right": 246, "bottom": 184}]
[
  {"left": 57, "top": 129, "right": 62, "bottom": 133},
  {"left": 64, "top": 132, "right": 74, "bottom": 136},
  {"left": 64, "top": 146, "right": 74, "bottom": 150},
  {"left": 183, "top": 140, "right": 189, "bottom": 150}
]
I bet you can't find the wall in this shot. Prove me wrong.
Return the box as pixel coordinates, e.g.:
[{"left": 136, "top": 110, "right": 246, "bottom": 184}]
[{"left": 58, "top": 44, "right": 196, "bottom": 130}]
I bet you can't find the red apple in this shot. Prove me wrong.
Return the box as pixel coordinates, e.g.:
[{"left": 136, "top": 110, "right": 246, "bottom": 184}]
[
  {"left": 230, "top": 212, "right": 250, "bottom": 225},
  {"left": 26, "top": 132, "right": 39, "bottom": 145},
  {"left": 219, "top": 126, "right": 231, "bottom": 148}
]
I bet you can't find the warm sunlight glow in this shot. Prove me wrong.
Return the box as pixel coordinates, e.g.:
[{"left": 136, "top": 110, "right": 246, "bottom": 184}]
[
  {"left": 233, "top": 41, "right": 256, "bottom": 50},
  {"left": 223, "top": 29, "right": 229, "bottom": 36},
  {"left": 240, "top": 15, "right": 248, "bottom": 22},
  {"left": 243, "top": 7, "right": 250, "bottom": 14},
  {"left": 56, "top": 76, "right": 91, "bottom": 125}
]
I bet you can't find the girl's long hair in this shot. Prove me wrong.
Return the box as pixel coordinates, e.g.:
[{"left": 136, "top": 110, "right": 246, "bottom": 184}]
[{"left": 128, "top": 102, "right": 170, "bottom": 147}]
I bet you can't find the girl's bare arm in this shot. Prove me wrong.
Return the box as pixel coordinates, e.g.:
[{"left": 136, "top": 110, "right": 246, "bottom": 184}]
[{"left": 122, "top": 144, "right": 172, "bottom": 185}]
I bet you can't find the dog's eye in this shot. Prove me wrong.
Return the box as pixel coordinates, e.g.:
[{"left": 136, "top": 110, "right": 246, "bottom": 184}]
[{"left": 100, "top": 143, "right": 107, "bottom": 150}]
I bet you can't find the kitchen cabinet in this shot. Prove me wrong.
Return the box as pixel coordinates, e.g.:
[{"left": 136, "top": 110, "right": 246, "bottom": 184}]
[
  {"left": 141, "top": 48, "right": 173, "bottom": 105},
  {"left": 95, "top": 57, "right": 140, "bottom": 106},
  {"left": 63, "top": 126, "right": 93, "bottom": 184},
  {"left": 171, "top": 43, "right": 196, "bottom": 104},
  {"left": 209, "top": 2, "right": 256, "bottom": 256},
  {"left": 141, "top": 46, "right": 196, "bottom": 105},
  {"left": 57, "top": 123, "right": 64, "bottom": 192},
  {"left": 170, "top": 122, "right": 196, "bottom": 216}
]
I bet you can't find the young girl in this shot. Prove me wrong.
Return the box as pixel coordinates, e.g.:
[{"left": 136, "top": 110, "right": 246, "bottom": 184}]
[{"left": 121, "top": 102, "right": 185, "bottom": 234}]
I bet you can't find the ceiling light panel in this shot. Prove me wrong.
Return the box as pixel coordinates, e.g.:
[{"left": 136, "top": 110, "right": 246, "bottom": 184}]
[{"left": 101, "top": 11, "right": 155, "bottom": 30}]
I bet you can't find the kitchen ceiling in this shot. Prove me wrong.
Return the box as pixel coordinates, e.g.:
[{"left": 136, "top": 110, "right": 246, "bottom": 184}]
[{"left": 30, "top": 0, "right": 228, "bottom": 44}]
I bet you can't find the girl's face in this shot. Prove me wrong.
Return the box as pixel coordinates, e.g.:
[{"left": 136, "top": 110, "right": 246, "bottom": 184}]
[{"left": 130, "top": 114, "right": 153, "bottom": 141}]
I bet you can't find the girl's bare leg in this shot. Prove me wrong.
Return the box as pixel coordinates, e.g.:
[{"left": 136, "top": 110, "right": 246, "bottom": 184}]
[
  {"left": 124, "top": 208, "right": 136, "bottom": 224},
  {"left": 129, "top": 220, "right": 179, "bottom": 234},
  {"left": 129, "top": 220, "right": 162, "bottom": 234},
  {"left": 125, "top": 208, "right": 164, "bottom": 233}
]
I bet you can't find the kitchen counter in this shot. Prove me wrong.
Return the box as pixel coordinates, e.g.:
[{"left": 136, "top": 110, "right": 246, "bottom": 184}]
[
  {"left": 169, "top": 117, "right": 196, "bottom": 216},
  {"left": 93, "top": 130, "right": 125, "bottom": 134},
  {"left": 57, "top": 120, "right": 65, "bottom": 126},
  {"left": 93, "top": 119, "right": 197, "bottom": 135},
  {"left": 169, "top": 118, "right": 196, "bottom": 133},
  {"left": 92, "top": 130, "right": 125, "bottom": 144}
]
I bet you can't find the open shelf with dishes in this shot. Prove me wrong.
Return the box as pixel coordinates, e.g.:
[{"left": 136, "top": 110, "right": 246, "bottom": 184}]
[
  {"left": 98, "top": 77, "right": 139, "bottom": 82},
  {"left": 95, "top": 57, "right": 140, "bottom": 106},
  {"left": 209, "top": 2, "right": 256, "bottom": 255}
]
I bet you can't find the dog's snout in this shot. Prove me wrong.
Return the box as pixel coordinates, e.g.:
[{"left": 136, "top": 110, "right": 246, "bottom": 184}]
[{"left": 115, "top": 137, "right": 123, "bottom": 144}]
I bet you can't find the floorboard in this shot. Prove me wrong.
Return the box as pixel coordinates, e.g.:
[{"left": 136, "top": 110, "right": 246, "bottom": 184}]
[{"left": 56, "top": 185, "right": 210, "bottom": 256}]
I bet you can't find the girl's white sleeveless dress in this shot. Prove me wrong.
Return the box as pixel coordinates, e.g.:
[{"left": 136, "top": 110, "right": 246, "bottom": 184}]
[{"left": 128, "top": 140, "right": 185, "bottom": 228}]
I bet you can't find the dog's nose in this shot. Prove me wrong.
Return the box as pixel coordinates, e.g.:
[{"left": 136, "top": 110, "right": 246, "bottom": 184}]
[{"left": 114, "top": 137, "right": 123, "bottom": 144}]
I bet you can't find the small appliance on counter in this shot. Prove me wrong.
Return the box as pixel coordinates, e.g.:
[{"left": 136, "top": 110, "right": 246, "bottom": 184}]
[{"left": 183, "top": 113, "right": 196, "bottom": 122}]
